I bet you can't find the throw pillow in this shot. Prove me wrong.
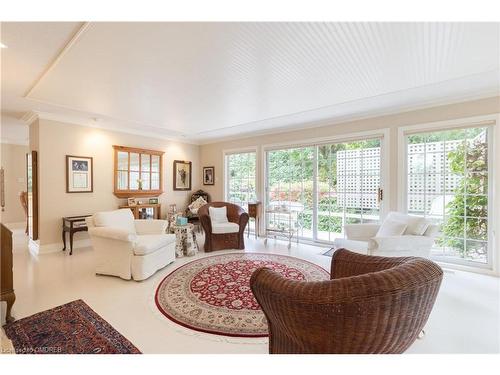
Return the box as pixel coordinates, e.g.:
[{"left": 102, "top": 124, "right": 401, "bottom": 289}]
[
  {"left": 189, "top": 196, "right": 207, "bottom": 212},
  {"left": 405, "top": 216, "right": 430, "bottom": 236},
  {"left": 209, "top": 206, "right": 229, "bottom": 224},
  {"left": 385, "top": 211, "right": 430, "bottom": 236},
  {"left": 376, "top": 219, "right": 407, "bottom": 237}
]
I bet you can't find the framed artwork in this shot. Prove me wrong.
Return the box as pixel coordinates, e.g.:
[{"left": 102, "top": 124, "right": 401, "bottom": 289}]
[
  {"left": 173, "top": 160, "right": 192, "bottom": 191},
  {"left": 127, "top": 197, "right": 137, "bottom": 206},
  {"left": 66, "top": 155, "right": 93, "bottom": 193},
  {"left": 149, "top": 198, "right": 159, "bottom": 204},
  {"left": 203, "top": 166, "right": 215, "bottom": 185}
]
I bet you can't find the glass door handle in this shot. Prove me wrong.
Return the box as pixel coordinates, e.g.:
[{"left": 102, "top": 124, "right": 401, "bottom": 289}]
[{"left": 377, "top": 188, "right": 384, "bottom": 203}]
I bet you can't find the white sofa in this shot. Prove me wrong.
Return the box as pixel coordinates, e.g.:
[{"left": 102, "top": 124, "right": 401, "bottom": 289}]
[
  {"left": 86, "top": 209, "right": 176, "bottom": 281},
  {"left": 333, "top": 212, "right": 439, "bottom": 258}
]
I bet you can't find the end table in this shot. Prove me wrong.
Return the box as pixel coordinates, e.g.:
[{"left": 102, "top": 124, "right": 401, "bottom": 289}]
[{"left": 170, "top": 222, "right": 199, "bottom": 257}]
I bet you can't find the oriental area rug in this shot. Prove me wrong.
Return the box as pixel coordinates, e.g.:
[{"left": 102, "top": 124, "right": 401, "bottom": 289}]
[
  {"left": 154, "top": 252, "right": 330, "bottom": 337},
  {"left": 4, "top": 299, "right": 141, "bottom": 354}
]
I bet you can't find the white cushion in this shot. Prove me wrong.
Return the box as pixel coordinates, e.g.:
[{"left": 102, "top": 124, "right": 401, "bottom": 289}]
[
  {"left": 385, "top": 212, "right": 430, "bottom": 236},
  {"left": 209, "top": 206, "right": 229, "bottom": 224},
  {"left": 134, "top": 234, "right": 176, "bottom": 255},
  {"left": 376, "top": 219, "right": 407, "bottom": 237},
  {"left": 212, "top": 222, "right": 240, "bottom": 234},
  {"left": 93, "top": 209, "right": 136, "bottom": 234}
]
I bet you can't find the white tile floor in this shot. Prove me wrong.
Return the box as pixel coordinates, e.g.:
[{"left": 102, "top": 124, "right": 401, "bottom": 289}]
[{"left": 2, "top": 227, "right": 500, "bottom": 354}]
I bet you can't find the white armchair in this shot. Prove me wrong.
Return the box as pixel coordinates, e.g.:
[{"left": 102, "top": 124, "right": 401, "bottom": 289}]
[
  {"left": 86, "top": 209, "right": 176, "bottom": 281},
  {"left": 333, "top": 212, "right": 439, "bottom": 258}
]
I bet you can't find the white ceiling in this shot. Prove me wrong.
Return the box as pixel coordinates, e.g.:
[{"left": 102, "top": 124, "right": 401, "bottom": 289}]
[{"left": 1, "top": 22, "right": 499, "bottom": 144}]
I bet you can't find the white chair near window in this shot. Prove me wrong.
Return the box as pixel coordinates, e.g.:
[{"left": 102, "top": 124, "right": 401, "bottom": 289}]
[{"left": 333, "top": 212, "right": 439, "bottom": 258}]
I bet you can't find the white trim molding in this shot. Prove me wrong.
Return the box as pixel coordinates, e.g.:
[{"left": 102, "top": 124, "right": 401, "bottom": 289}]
[{"left": 29, "top": 239, "right": 92, "bottom": 256}]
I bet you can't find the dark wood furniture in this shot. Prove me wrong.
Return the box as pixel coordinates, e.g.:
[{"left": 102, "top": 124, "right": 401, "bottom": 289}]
[
  {"left": 1, "top": 223, "right": 15, "bottom": 324},
  {"left": 119, "top": 204, "right": 161, "bottom": 220},
  {"left": 113, "top": 145, "right": 164, "bottom": 198},
  {"left": 20, "top": 191, "right": 28, "bottom": 234},
  {"left": 250, "top": 249, "right": 443, "bottom": 354},
  {"left": 26, "top": 151, "right": 38, "bottom": 240},
  {"left": 62, "top": 215, "right": 92, "bottom": 255},
  {"left": 247, "top": 201, "right": 262, "bottom": 238},
  {"left": 199, "top": 202, "right": 249, "bottom": 252},
  {"left": 186, "top": 190, "right": 210, "bottom": 228}
]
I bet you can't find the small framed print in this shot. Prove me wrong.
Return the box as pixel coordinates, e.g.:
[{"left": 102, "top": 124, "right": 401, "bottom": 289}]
[
  {"left": 66, "top": 155, "right": 93, "bottom": 193},
  {"left": 149, "top": 198, "right": 159, "bottom": 204},
  {"left": 173, "top": 160, "right": 192, "bottom": 191},
  {"left": 203, "top": 166, "right": 215, "bottom": 185},
  {"left": 127, "top": 197, "right": 137, "bottom": 206}
]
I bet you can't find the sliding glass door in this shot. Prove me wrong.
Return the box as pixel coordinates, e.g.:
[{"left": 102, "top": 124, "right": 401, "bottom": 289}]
[
  {"left": 405, "top": 126, "right": 491, "bottom": 266},
  {"left": 316, "top": 139, "right": 382, "bottom": 242},
  {"left": 265, "top": 136, "right": 384, "bottom": 243}
]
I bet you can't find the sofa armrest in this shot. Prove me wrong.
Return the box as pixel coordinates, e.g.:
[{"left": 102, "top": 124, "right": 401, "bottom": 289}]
[
  {"left": 344, "top": 224, "right": 380, "bottom": 241},
  {"left": 88, "top": 227, "right": 137, "bottom": 242},
  {"left": 370, "top": 235, "right": 435, "bottom": 257},
  {"left": 134, "top": 219, "right": 168, "bottom": 234}
]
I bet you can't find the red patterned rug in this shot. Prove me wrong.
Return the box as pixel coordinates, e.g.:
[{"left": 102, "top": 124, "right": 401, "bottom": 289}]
[
  {"left": 155, "top": 253, "right": 329, "bottom": 337},
  {"left": 4, "top": 300, "right": 141, "bottom": 354}
]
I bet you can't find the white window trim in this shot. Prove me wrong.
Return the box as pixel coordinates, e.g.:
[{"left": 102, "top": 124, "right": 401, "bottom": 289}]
[
  {"left": 397, "top": 114, "right": 499, "bottom": 275},
  {"left": 261, "top": 128, "right": 391, "bottom": 243},
  {"left": 222, "top": 146, "right": 259, "bottom": 206}
]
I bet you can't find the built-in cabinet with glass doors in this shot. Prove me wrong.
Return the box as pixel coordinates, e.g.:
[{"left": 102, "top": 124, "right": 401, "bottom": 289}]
[{"left": 113, "top": 145, "right": 164, "bottom": 198}]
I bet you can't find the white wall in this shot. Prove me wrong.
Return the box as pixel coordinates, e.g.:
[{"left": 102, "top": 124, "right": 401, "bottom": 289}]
[{"left": 35, "top": 119, "right": 200, "bottom": 247}]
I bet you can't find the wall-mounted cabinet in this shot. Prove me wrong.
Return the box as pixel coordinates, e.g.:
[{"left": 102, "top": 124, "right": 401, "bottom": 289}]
[{"left": 113, "top": 145, "right": 164, "bottom": 198}]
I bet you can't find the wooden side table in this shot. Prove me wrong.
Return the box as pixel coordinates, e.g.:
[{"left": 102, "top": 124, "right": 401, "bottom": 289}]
[
  {"left": 62, "top": 215, "right": 92, "bottom": 255},
  {"left": 247, "top": 201, "right": 262, "bottom": 238}
]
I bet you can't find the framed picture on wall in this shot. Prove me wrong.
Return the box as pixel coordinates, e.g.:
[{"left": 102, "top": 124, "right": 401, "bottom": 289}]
[
  {"left": 66, "top": 155, "right": 93, "bottom": 193},
  {"left": 203, "top": 166, "right": 215, "bottom": 185},
  {"left": 173, "top": 160, "right": 192, "bottom": 191}
]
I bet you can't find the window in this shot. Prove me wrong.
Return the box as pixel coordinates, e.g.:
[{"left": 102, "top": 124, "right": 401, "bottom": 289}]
[
  {"left": 225, "top": 151, "right": 257, "bottom": 211},
  {"left": 265, "top": 136, "right": 385, "bottom": 243},
  {"left": 113, "top": 145, "right": 163, "bottom": 198},
  {"left": 405, "top": 126, "right": 491, "bottom": 266}
]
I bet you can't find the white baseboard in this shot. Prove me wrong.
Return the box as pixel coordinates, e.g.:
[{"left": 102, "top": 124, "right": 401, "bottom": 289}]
[{"left": 30, "top": 239, "right": 92, "bottom": 255}]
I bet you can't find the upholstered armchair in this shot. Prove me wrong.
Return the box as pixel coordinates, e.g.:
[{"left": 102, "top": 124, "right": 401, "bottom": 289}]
[
  {"left": 86, "top": 209, "right": 176, "bottom": 281},
  {"left": 333, "top": 212, "right": 439, "bottom": 258},
  {"left": 198, "top": 202, "right": 249, "bottom": 252},
  {"left": 250, "top": 249, "right": 443, "bottom": 354}
]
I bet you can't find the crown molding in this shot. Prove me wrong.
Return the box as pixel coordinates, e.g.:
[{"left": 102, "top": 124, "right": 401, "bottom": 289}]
[
  {"left": 0, "top": 138, "right": 29, "bottom": 146},
  {"left": 31, "top": 110, "right": 200, "bottom": 145},
  {"left": 21, "top": 111, "right": 39, "bottom": 125},
  {"left": 197, "top": 89, "right": 500, "bottom": 145}
]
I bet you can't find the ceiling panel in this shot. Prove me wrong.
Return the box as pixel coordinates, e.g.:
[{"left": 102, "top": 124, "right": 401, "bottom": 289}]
[{"left": 4, "top": 22, "right": 500, "bottom": 142}]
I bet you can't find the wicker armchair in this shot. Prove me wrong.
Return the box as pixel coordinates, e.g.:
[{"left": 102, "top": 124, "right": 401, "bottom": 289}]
[
  {"left": 250, "top": 249, "right": 443, "bottom": 354},
  {"left": 199, "top": 202, "right": 249, "bottom": 252}
]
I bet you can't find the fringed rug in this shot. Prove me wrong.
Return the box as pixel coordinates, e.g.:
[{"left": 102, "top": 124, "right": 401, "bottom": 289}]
[
  {"left": 155, "top": 253, "right": 329, "bottom": 337},
  {"left": 4, "top": 299, "right": 141, "bottom": 354}
]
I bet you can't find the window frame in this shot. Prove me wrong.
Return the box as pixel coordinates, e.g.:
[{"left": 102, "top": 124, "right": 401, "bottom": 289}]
[
  {"left": 262, "top": 129, "right": 390, "bottom": 245},
  {"left": 223, "top": 147, "right": 259, "bottom": 208},
  {"left": 397, "top": 115, "right": 497, "bottom": 272},
  {"left": 113, "top": 145, "right": 164, "bottom": 198}
]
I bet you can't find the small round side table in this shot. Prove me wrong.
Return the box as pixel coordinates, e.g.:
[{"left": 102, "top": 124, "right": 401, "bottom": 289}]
[{"left": 170, "top": 222, "right": 199, "bottom": 257}]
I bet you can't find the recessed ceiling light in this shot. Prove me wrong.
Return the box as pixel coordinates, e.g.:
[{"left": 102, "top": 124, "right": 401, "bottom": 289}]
[{"left": 0, "top": 43, "right": 7, "bottom": 49}]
